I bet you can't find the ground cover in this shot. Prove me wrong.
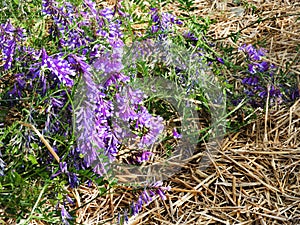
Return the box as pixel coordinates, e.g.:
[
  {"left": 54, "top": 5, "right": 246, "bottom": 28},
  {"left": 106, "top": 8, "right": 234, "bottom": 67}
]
[{"left": 0, "top": 0, "right": 299, "bottom": 224}]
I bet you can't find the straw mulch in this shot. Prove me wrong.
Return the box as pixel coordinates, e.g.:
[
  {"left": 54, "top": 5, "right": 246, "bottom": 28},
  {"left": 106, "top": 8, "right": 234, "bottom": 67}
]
[
  {"left": 65, "top": 1, "right": 300, "bottom": 225},
  {"left": 169, "top": 0, "right": 300, "bottom": 76},
  {"left": 67, "top": 99, "right": 299, "bottom": 225}
]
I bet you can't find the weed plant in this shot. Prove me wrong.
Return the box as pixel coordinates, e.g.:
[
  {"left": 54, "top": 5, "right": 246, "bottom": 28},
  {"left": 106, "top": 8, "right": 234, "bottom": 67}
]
[{"left": 0, "top": 0, "right": 299, "bottom": 224}]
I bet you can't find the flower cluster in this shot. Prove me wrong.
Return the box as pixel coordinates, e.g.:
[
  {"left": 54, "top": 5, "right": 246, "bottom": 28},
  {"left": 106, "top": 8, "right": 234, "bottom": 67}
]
[
  {"left": 72, "top": 54, "right": 113, "bottom": 175},
  {"left": 118, "top": 181, "right": 170, "bottom": 223},
  {"left": 44, "top": 0, "right": 166, "bottom": 176},
  {"left": 131, "top": 181, "right": 170, "bottom": 215},
  {"left": 115, "top": 86, "right": 164, "bottom": 148},
  {"left": 150, "top": 8, "right": 183, "bottom": 33},
  {"left": 51, "top": 162, "right": 80, "bottom": 188},
  {"left": 0, "top": 123, "right": 5, "bottom": 176},
  {"left": 60, "top": 205, "right": 73, "bottom": 225},
  {"left": 0, "top": 1, "right": 184, "bottom": 223},
  {"left": 238, "top": 44, "right": 283, "bottom": 107},
  {"left": 42, "top": 49, "right": 76, "bottom": 87},
  {"left": 0, "top": 21, "right": 25, "bottom": 70},
  {"left": 42, "top": 0, "right": 90, "bottom": 51},
  {"left": 0, "top": 0, "right": 165, "bottom": 180}
]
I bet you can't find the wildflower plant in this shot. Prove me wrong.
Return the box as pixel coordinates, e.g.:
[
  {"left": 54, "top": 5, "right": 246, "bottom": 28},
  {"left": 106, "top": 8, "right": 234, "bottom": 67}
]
[
  {"left": 3, "top": 0, "right": 299, "bottom": 224},
  {"left": 234, "top": 44, "right": 299, "bottom": 108},
  {"left": 1, "top": 0, "right": 189, "bottom": 223},
  {"left": 0, "top": 0, "right": 229, "bottom": 221},
  {"left": 238, "top": 44, "right": 280, "bottom": 106}
]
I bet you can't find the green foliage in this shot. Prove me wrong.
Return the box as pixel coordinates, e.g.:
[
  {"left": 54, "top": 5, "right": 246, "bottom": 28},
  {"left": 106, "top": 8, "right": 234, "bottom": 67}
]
[
  {"left": 177, "top": 0, "right": 197, "bottom": 12},
  {"left": 0, "top": 0, "right": 299, "bottom": 224}
]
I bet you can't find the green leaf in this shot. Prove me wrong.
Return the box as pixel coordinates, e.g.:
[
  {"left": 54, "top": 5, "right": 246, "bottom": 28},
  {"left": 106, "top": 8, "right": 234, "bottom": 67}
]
[
  {"left": 11, "top": 172, "right": 22, "bottom": 186},
  {"left": 30, "top": 142, "right": 39, "bottom": 150},
  {"left": 28, "top": 154, "right": 38, "bottom": 165},
  {"left": 57, "top": 193, "right": 63, "bottom": 201}
]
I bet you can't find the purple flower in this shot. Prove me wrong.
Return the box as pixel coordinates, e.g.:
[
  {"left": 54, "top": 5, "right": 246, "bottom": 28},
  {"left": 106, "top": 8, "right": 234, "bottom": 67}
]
[
  {"left": 242, "top": 76, "right": 259, "bottom": 86},
  {"left": 50, "top": 97, "right": 64, "bottom": 108},
  {"left": 0, "top": 21, "right": 26, "bottom": 70},
  {"left": 103, "top": 72, "right": 130, "bottom": 87},
  {"left": 114, "top": 86, "right": 164, "bottom": 164},
  {"left": 152, "top": 181, "right": 171, "bottom": 190},
  {"left": 172, "top": 128, "right": 182, "bottom": 139},
  {"left": 128, "top": 106, "right": 164, "bottom": 148},
  {"left": 140, "top": 151, "right": 152, "bottom": 162},
  {"left": 100, "top": 8, "right": 114, "bottom": 21},
  {"left": 128, "top": 181, "right": 170, "bottom": 216},
  {"left": 248, "top": 64, "right": 256, "bottom": 74},
  {"left": 110, "top": 39, "right": 124, "bottom": 48},
  {"left": 65, "top": 195, "right": 75, "bottom": 205},
  {"left": 42, "top": 0, "right": 99, "bottom": 53},
  {"left": 130, "top": 202, "right": 138, "bottom": 216},
  {"left": 149, "top": 8, "right": 182, "bottom": 33},
  {"left": 73, "top": 54, "right": 119, "bottom": 174},
  {"left": 60, "top": 205, "right": 73, "bottom": 225},
  {"left": 41, "top": 49, "right": 75, "bottom": 87},
  {"left": 68, "top": 172, "right": 80, "bottom": 188},
  {"left": 151, "top": 25, "right": 159, "bottom": 33},
  {"left": 183, "top": 31, "right": 198, "bottom": 41},
  {"left": 259, "top": 86, "right": 282, "bottom": 98},
  {"left": 141, "top": 189, "right": 152, "bottom": 202},
  {"left": 256, "top": 61, "right": 269, "bottom": 72},
  {"left": 50, "top": 162, "right": 80, "bottom": 188},
  {"left": 161, "top": 13, "right": 179, "bottom": 29},
  {"left": 93, "top": 50, "right": 124, "bottom": 78},
  {"left": 270, "top": 86, "right": 282, "bottom": 98},
  {"left": 60, "top": 162, "right": 68, "bottom": 173},
  {"left": 155, "top": 188, "right": 167, "bottom": 200},
  {"left": 132, "top": 151, "right": 152, "bottom": 164},
  {"left": 115, "top": 93, "right": 137, "bottom": 121},
  {"left": 239, "top": 44, "right": 266, "bottom": 61},
  {"left": 150, "top": 8, "right": 160, "bottom": 23},
  {"left": 84, "top": 0, "right": 98, "bottom": 18},
  {"left": 42, "top": 0, "right": 53, "bottom": 15},
  {"left": 216, "top": 57, "right": 224, "bottom": 64},
  {"left": 7, "top": 73, "right": 26, "bottom": 98}
]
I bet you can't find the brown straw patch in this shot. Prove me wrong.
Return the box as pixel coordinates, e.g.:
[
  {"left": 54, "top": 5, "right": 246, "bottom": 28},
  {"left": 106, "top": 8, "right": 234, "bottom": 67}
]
[{"left": 65, "top": 101, "right": 299, "bottom": 225}]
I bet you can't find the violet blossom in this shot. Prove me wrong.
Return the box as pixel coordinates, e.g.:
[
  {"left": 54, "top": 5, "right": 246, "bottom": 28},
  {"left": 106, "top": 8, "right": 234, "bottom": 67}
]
[
  {"left": 216, "top": 57, "right": 224, "bottom": 64},
  {"left": 129, "top": 181, "right": 170, "bottom": 217},
  {"left": 0, "top": 20, "right": 25, "bottom": 70},
  {"left": 238, "top": 44, "right": 283, "bottom": 107},
  {"left": 0, "top": 140, "right": 5, "bottom": 176},
  {"left": 2, "top": 0, "right": 167, "bottom": 198},
  {"left": 41, "top": 48, "right": 76, "bottom": 87},
  {"left": 60, "top": 205, "right": 73, "bottom": 225},
  {"left": 72, "top": 54, "right": 117, "bottom": 175},
  {"left": 183, "top": 31, "right": 198, "bottom": 41},
  {"left": 239, "top": 44, "right": 266, "bottom": 61},
  {"left": 150, "top": 8, "right": 182, "bottom": 31},
  {"left": 150, "top": 8, "right": 183, "bottom": 36},
  {"left": 172, "top": 128, "right": 182, "bottom": 139}
]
